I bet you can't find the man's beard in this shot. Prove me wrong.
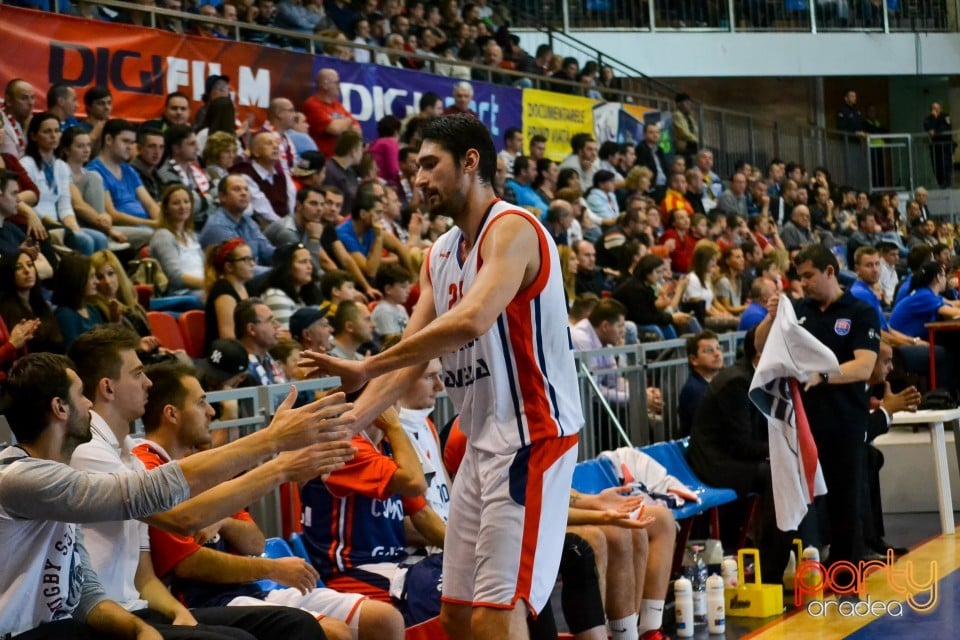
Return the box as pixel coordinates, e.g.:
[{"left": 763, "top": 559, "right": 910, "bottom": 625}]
[
  {"left": 424, "top": 188, "right": 465, "bottom": 221},
  {"left": 61, "top": 405, "right": 92, "bottom": 459}
]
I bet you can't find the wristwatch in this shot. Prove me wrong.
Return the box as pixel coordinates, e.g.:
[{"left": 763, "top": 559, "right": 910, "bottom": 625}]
[{"left": 820, "top": 372, "right": 830, "bottom": 385}]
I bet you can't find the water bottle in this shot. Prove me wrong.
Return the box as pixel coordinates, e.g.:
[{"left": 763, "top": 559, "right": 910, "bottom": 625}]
[
  {"left": 721, "top": 555, "right": 739, "bottom": 588},
  {"left": 690, "top": 545, "right": 708, "bottom": 625},
  {"left": 674, "top": 577, "right": 694, "bottom": 638},
  {"left": 782, "top": 550, "right": 797, "bottom": 592},
  {"left": 704, "top": 539, "right": 723, "bottom": 577},
  {"left": 706, "top": 574, "right": 726, "bottom": 635}
]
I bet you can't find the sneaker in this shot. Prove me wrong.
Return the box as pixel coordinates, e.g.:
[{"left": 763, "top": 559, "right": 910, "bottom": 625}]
[
  {"left": 108, "top": 241, "right": 131, "bottom": 252},
  {"left": 640, "top": 630, "right": 670, "bottom": 640}
]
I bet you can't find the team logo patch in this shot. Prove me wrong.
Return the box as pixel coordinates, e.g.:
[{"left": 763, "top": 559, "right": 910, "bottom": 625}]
[{"left": 834, "top": 319, "right": 852, "bottom": 335}]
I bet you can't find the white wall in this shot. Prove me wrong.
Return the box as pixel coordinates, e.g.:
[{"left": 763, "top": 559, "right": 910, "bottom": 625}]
[{"left": 516, "top": 31, "right": 960, "bottom": 78}]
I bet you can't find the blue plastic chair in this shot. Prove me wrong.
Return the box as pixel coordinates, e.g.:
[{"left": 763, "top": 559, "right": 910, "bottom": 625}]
[
  {"left": 255, "top": 537, "right": 295, "bottom": 592},
  {"left": 571, "top": 457, "right": 620, "bottom": 494},
  {"left": 287, "top": 533, "right": 327, "bottom": 588},
  {"left": 639, "top": 438, "right": 738, "bottom": 572},
  {"left": 639, "top": 438, "right": 738, "bottom": 521}
]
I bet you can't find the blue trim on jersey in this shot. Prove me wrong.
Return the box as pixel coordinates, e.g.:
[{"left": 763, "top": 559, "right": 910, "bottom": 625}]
[
  {"left": 533, "top": 296, "right": 563, "bottom": 436},
  {"left": 497, "top": 315, "right": 527, "bottom": 447}
]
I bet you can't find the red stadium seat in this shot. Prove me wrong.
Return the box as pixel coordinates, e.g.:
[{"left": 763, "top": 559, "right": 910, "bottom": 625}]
[
  {"left": 135, "top": 284, "right": 154, "bottom": 309},
  {"left": 177, "top": 309, "right": 206, "bottom": 358},
  {"left": 147, "top": 311, "right": 187, "bottom": 351}
]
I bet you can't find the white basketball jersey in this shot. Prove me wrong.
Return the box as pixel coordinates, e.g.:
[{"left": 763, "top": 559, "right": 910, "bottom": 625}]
[{"left": 427, "top": 199, "right": 583, "bottom": 454}]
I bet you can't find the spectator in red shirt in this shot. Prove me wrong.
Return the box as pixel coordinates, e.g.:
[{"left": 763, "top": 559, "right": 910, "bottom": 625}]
[
  {"left": 659, "top": 209, "right": 697, "bottom": 273},
  {"left": 302, "top": 68, "right": 360, "bottom": 158}
]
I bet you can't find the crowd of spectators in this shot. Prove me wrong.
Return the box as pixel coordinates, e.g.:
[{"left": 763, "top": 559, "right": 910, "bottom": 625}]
[{"left": 11, "top": 0, "right": 625, "bottom": 96}]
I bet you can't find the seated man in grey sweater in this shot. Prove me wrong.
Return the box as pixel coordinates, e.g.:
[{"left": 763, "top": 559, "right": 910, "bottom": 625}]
[{"left": 0, "top": 352, "right": 354, "bottom": 639}]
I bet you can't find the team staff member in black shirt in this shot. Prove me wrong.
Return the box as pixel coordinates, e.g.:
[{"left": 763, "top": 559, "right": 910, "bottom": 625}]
[{"left": 755, "top": 244, "right": 880, "bottom": 580}]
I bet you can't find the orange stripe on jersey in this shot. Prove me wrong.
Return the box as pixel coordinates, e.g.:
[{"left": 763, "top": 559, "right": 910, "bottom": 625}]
[
  {"left": 475, "top": 208, "right": 552, "bottom": 304},
  {"left": 424, "top": 241, "right": 435, "bottom": 287},
  {"left": 505, "top": 296, "right": 556, "bottom": 443},
  {"left": 516, "top": 436, "right": 579, "bottom": 603}
]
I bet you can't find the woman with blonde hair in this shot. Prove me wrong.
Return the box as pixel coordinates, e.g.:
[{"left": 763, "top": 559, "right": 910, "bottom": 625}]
[
  {"left": 90, "top": 249, "right": 151, "bottom": 337},
  {"left": 557, "top": 244, "right": 578, "bottom": 307},
  {"left": 201, "top": 130, "right": 240, "bottom": 191},
  {"left": 204, "top": 237, "right": 254, "bottom": 353},
  {"left": 150, "top": 184, "right": 206, "bottom": 299},
  {"left": 624, "top": 165, "right": 653, "bottom": 196}
]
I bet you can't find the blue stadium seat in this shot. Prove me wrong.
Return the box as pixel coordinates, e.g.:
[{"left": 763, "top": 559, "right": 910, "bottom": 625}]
[
  {"left": 255, "top": 537, "right": 295, "bottom": 592},
  {"left": 639, "top": 438, "right": 738, "bottom": 520},
  {"left": 638, "top": 438, "right": 739, "bottom": 572},
  {"left": 288, "top": 532, "right": 310, "bottom": 562},
  {"left": 286, "top": 533, "right": 326, "bottom": 589},
  {"left": 571, "top": 457, "right": 620, "bottom": 494}
]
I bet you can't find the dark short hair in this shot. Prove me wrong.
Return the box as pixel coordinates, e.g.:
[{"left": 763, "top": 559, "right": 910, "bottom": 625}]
[
  {"left": 164, "top": 123, "right": 194, "bottom": 149},
  {"left": 3, "top": 353, "right": 75, "bottom": 445},
  {"left": 599, "top": 140, "right": 619, "bottom": 160},
  {"left": 588, "top": 298, "right": 626, "bottom": 327},
  {"left": 68, "top": 324, "right": 142, "bottom": 400},
  {"left": 334, "top": 129, "right": 364, "bottom": 157},
  {"left": 218, "top": 173, "right": 245, "bottom": 197},
  {"left": 513, "top": 155, "right": 532, "bottom": 177},
  {"left": 46, "top": 83, "right": 72, "bottom": 109},
  {"left": 141, "top": 363, "right": 198, "bottom": 434},
  {"left": 320, "top": 270, "right": 355, "bottom": 299},
  {"left": 333, "top": 299, "right": 363, "bottom": 333},
  {"left": 376, "top": 115, "right": 402, "bottom": 138},
  {"left": 419, "top": 92, "right": 442, "bottom": 112},
  {"left": 136, "top": 125, "right": 164, "bottom": 147},
  {"left": 0, "top": 169, "right": 19, "bottom": 194},
  {"left": 165, "top": 91, "right": 189, "bottom": 106},
  {"left": 907, "top": 244, "right": 934, "bottom": 272},
  {"left": 570, "top": 132, "right": 593, "bottom": 154},
  {"left": 296, "top": 185, "right": 325, "bottom": 204},
  {"left": 794, "top": 243, "right": 839, "bottom": 275},
  {"left": 353, "top": 180, "right": 383, "bottom": 217},
  {"left": 102, "top": 118, "right": 137, "bottom": 145},
  {"left": 530, "top": 134, "right": 547, "bottom": 146},
  {"left": 686, "top": 330, "right": 719, "bottom": 359},
  {"left": 375, "top": 264, "right": 413, "bottom": 291},
  {"left": 421, "top": 114, "right": 497, "bottom": 185},
  {"left": 234, "top": 297, "right": 265, "bottom": 338},
  {"left": 83, "top": 86, "right": 111, "bottom": 108}
]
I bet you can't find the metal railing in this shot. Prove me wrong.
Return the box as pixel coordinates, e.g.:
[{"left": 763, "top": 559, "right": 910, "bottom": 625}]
[
  {"left": 508, "top": 0, "right": 956, "bottom": 32},
  {"left": 865, "top": 131, "right": 960, "bottom": 193},
  {"left": 574, "top": 332, "right": 745, "bottom": 459}
]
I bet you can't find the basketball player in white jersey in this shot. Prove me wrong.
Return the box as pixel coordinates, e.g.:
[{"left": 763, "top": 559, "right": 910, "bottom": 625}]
[{"left": 301, "top": 114, "right": 583, "bottom": 640}]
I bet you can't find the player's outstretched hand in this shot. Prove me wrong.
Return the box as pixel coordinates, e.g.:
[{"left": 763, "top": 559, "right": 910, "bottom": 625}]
[
  {"left": 298, "top": 350, "right": 370, "bottom": 393},
  {"left": 267, "top": 388, "right": 355, "bottom": 452},
  {"left": 276, "top": 442, "right": 358, "bottom": 483}
]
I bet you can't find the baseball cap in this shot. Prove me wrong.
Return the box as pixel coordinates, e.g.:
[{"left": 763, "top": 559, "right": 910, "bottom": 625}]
[
  {"left": 292, "top": 151, "right": 326, "bottom": 177},
  {"left": 289, "top": 305, "right": 333, "bottom": 340},
  {"left": 196, "top": 339, "right": 248, "bottom": 383}
]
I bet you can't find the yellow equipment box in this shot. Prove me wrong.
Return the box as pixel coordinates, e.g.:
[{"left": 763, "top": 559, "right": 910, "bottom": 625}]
[{"left": 724, "top": 548, "right": 784, "bottom": 618}]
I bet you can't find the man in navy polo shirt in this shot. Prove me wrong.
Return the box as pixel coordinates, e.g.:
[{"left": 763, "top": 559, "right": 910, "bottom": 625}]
[{"left": 755, "top": 244, "right": 879, "bottom": 583}]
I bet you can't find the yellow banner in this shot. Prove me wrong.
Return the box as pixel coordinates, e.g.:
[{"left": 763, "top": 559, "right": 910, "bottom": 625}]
[{"left": 522, "top": 89, "right": 597, "bottom": 162}]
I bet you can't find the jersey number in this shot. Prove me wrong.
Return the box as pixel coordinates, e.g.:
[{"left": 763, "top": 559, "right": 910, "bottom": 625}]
[{"left": 447, "top": 282, "right": 464, "bottom": 310}]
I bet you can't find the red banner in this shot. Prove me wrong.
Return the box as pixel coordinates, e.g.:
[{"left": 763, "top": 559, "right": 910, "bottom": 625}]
[{"left": 0, "top": 6, "right": 315, "bottom": 124}]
